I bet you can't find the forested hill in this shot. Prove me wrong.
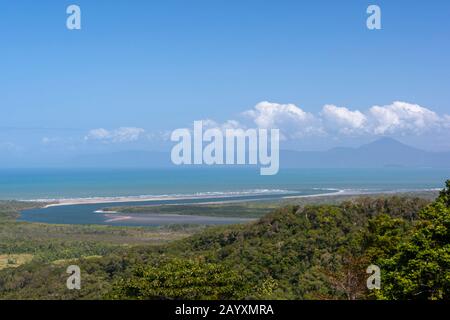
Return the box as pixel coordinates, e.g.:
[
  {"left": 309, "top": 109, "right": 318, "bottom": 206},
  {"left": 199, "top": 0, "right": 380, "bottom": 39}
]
[
  {"left": 112, "top": 187, "right": 449, "bottom": 300},
  {"left": 129, "top": 196, "right": 435, "bottom": 299},
  {"left": 1, "top": 183, "right": 449, "bottom": 300}
]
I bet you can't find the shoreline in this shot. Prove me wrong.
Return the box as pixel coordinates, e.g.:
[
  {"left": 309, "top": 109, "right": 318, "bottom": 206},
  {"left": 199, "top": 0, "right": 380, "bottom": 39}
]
[
  {"left": 23, "top": 189, "right": 293, "bottom": 208},
  {"left": 38, "top": 194, "right": 271, "bottom": 208},
  {"left": 37, "top": 190, "right": 343, "bottom": 208},
  {"left": 103, "top": 214, "right": 133, "bottom": 223},
  {"left": 103, "top": 213, "right": 256, "bottom": 224},
  {"left": 17, "top": 188, "right": 441, "bottom": 226},
  {"left": 29, "top": 187, "right": 441, "bottom": 209}
]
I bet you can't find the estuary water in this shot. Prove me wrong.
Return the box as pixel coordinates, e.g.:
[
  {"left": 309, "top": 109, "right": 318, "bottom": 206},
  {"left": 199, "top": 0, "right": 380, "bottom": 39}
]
[{"left": 1, "top": 167, "right": 447, "bottom": 226}]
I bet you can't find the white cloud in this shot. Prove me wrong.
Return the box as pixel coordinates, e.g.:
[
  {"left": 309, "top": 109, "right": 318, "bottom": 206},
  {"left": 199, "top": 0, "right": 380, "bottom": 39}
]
[
  {"left": 243, "top": 101, "right": 321, "bottom": 139},
  {"left": 369, "top": 101, "right": 441, "bottom": 135},
  {"left": 321, "top": 104, "right": 367, "bottom": 134},
  {"left": 82, "top": 101, "right": 449, "bottom": 146},
  {"left": 202, "top": 119, "right": 245, "bottom": 131},
  {"left": 233, "top": 100, "right": 448, "bottom": 139},
  {"left": 113, "top": 127, "right": 146, "bottom": 142},
  {"left": 85, "top": 127, "right": 146, "bottom": 143},
  {"left": 443, "top": 115, "right": 450, "bottom": 128},
  {"left": 147, "top": 130, "right": 173, "bottom": 141},
  {"left": 42, "top": 137, "right": 51, "bottom": 144},
  {"left": 243, "top": 101, "right": 312, "bottom": 128},
  {"left": 86, "top": 128, "right": 110, "bottom": 140},
  {"left": 41, "top": 137, "right": 62, "bottom": 145}
]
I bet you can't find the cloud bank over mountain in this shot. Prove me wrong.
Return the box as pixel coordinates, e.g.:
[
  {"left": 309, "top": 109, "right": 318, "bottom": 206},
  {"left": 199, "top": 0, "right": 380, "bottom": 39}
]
[
  {"left": 1, "top": 100, "right": 449, "bottom": 167},
  {"left": 43, "top": 100, "right": 450, "bottom": 146},
  {"left": 59, "top": 137, "right": 450, "bottom": 169},
  {"left": 237, "top": 100, "right": 450, "bottom": 139}
]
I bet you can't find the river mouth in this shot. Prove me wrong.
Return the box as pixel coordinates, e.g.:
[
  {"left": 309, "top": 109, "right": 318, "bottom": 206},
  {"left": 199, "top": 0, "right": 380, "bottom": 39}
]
[
  {"left": 18, "top": 185, "right": 435, "bottom": 226},
  {"left": 11, "top": 168, "right": 450, "bottom": 226},
  {"left": 18, "top": 192, "right": 308, "bottom": 226}
]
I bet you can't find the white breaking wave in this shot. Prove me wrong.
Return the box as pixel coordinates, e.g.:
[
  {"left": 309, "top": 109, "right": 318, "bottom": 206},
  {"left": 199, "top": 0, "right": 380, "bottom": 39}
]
[{"left": 24, "top": 189, "right": 298, "bottom": 206}]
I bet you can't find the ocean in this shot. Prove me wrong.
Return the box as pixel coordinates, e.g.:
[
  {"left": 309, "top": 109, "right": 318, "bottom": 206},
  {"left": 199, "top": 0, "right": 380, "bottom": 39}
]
[
  {"left": 2, "top": 167, "right": 448, "bottom": 226},
  {"left": 1, "top": 167, "right": 449, "bottom": 201}
]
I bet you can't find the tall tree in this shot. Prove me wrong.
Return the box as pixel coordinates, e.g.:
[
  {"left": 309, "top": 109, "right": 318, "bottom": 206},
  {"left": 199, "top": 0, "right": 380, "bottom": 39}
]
[{"left": 377, "top": 180, "right": 450, "bottom": 299}]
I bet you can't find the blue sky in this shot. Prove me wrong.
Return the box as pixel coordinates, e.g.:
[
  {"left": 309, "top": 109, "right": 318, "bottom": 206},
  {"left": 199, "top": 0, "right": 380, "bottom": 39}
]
[{"left": 1, "top": 0, "right": 450, "bottom": 164}]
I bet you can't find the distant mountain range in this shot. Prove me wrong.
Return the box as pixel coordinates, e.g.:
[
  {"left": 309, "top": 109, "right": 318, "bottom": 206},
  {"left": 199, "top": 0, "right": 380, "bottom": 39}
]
[
  {"left": 280, "top": 138, "right": 450, "bottom": 168},
  {"left": 66, "top": 138, "right": 450, "bottom": 169}
]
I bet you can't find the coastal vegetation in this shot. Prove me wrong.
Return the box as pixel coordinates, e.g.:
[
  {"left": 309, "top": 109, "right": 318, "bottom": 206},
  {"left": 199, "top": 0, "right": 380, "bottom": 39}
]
[
  {"left": 0, "top": 185, "right": 448, "bottom": 300},
  {"left": 103, "top": 190, "right": 439, "bottom": 218},
  {"left": 0, "top": 201, "right": 202, "bottom": 264},
  {"left": 103, "top": 202, "right": 278, "bottom": 218}
]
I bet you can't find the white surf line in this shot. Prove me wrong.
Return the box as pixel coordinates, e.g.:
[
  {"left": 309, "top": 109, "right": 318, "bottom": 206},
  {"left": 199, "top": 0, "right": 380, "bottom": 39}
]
[
  {"left": 280, "top": 188, "right": 394, "bottom": 199},
  {"left": 31, "top": 188, "right": 441, "bottom": 208},
  {"left": 38, "top": 192, "right": 293, "bottom": 208},
  {"left": 282, "top": 189, "right": 347, "bottom": 199},
  {"left": 282, "top": 188, "right": 442, "bottom": 200},
  {"left": 41, "top": 196, "right": 188, "bottom": 208},
  {"left": 36, "top": 191, "right": 351, "bottom": 208}
]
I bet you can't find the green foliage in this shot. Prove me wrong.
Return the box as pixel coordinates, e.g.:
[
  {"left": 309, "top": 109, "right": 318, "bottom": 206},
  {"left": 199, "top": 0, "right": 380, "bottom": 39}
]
[
  {"left": 0, "top": 201, "right": 41, "bottom": 221},
  {"left": 1, "top": 188, "right": 448, "bottom": 300},
  {"left": 111, "top": 258, "right": 247, "bottom": 300},
  {"left": 105, "top": 202, "right": 275, "bottom": 218},
  {"left": 0, "top": 201, "right": 200, "bottom": 299},
  {"left": 125, "top": 197, "right": 429, "bottom": 300},
  {"left": 375, "top": 180, "right": 450, "bottom": 299}
]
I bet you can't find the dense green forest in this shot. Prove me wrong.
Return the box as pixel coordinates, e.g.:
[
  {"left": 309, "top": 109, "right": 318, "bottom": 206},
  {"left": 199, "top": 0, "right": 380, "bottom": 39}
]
[{"left": 0, "top": 183, "right": 448, "bottom": 300}]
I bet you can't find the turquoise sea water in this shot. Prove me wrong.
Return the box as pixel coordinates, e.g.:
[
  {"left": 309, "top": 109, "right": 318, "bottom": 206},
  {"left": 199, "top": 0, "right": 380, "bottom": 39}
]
[
  {"left": 1, "top": 167, "right": 449, "bottom": 201},
  {"left": 2, "top": 167, "right": 448, "bottom": 226}
]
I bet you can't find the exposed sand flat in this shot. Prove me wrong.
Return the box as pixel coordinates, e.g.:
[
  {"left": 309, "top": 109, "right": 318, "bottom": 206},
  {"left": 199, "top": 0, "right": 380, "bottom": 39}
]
[
  {"left": 104, "top": 214, "right": 133, "bottom": 223},
  {"left": 102, "top": 213, "right": 255, "bottom": 225}
]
